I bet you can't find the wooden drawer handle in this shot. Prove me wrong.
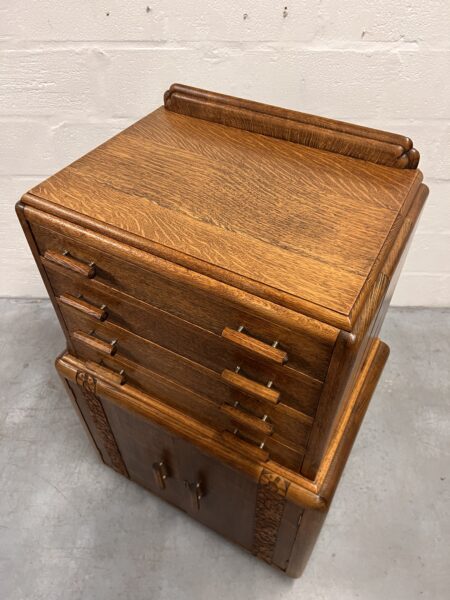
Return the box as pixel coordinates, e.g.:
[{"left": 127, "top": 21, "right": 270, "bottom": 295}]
[
  {"left": 221, "top": 326, "right": 288, "bottom": 365},
  {"left": 221, "top": 431, "right": 269, "bottom": 463},
  {"left": 220, "top": 404, "right": 273, "bottom": 437},
  {"left": 84, "top": 360, "right": 126, "bottom": 385},
  {"left": 221, "top": 368, "right": 280, "bottom": 405},
  {"left": 44, "top": 249, "right": 96, "bottom": 278},
  {"left": 59, "top": 293, "right": 108, "bottom": 321},
  {"left": 73, "top": 330, "right": 117, "bottom": 356}
]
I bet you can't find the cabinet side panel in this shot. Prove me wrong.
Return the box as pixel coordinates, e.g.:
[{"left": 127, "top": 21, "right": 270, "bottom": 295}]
[{"left": 284, "top": 508, "right": 328, "bottom": 578}]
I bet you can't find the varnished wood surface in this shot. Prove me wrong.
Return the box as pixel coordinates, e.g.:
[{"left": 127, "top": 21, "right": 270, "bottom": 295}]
[
  {"left": 24, "top": 91, "right": 423, "bottom": 328},
  {"left": 16, "top": 84, "right": 428, "bottom": 577},
  {"left": 73, "top": 338, "right": 315, "bottom": 452},
  {"left": 15, "top": 203, "right": 75, "bottom": 354},
  {"left": 286, "top": 338, "right": 390, "bottom": 577},
  {"left": 56, "top": 333, "right": 387, "bottom": 510},
  {"left": 60, "top": 301, "right": 321, "bottom": 423},
  {"left": 220, "top": 368, "right": 281, "bottom": 405},
  {"left": 221, "top": 326, "right": 288, "bottom": 365},
  {"left": 55, "top": 332, "right": 388, "bottom": 576},
  {"left": 219, "top": 403, "right": 274, "bottom": 437},
  {"left": 59, "top": 293, "right": 107, "bottom": 321},
  {"left": 28, "top": 211, "right": 337, "bottom": 378},
  {"left": 300, "top": 184, "right": 427, "bottom": 479},
  {"left": 61, "top": 310, "right": 316, "bottom": 458},
  {"left": 66, "top": 308, "right": 321, "bottom": 421},
  {"left": 68, "top": 371, "right": 296, "bottom": 562},
  {"left": 165, "top": 84, "right": 420, "bottom": 169}
]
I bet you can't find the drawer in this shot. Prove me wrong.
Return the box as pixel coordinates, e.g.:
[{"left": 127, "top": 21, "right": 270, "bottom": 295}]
[
  {"left": 64, "top": 351, "right": 305, "bottom": 471},
  {"left": 30, "top": 219, "right": 337, "bottom": 381},
  {"left": 51, "top": 267, "right": 322, "bottom": 418},
  {"left": 70, "top": 331, "right": 312, "bottom": 453},
  {"left": 61, "top": 303, "right": 313, "bottom": 453}
]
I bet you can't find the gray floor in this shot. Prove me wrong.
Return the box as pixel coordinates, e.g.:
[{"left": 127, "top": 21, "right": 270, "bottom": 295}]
[{"left": 0, "top": 300, "right": 449, "bottom": 600}]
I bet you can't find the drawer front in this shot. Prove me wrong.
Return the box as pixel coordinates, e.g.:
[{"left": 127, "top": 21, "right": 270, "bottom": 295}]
[
  {"left": 59, "top": 300, "right": 315, "bottom": 448},
  {"left": 69, "top": 330, "right": 311, "bottom": 462},
  {"left": 72, "top": 341, "right": 305, "bottom": 470},
  {"left": 31, "top": 220, "right": 336, "bottom": 381},
  {"left": 48, "top": 262, "right": 323, "bottom": 418},
  {"left": 62, "top": 317, "right": 311, "bottom": 465}
]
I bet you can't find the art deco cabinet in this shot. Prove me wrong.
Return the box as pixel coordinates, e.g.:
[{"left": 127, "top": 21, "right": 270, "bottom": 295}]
[{"left": 17, "top": 84, "right": 428, "bottom": 577}]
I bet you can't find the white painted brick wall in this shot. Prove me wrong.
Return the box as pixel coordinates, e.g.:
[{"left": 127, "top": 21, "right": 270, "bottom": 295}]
[{"left": 1, "top": 1, "right": 449, "bottom": 304}]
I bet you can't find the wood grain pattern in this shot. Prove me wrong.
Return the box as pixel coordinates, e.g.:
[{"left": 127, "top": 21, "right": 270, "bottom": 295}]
[
  {"left": 84, "top": 360, "right": 126, "bottom": 385},
  {"left": 15, "top": 202, "right": 75, "bottom": 354},
  {"left": 44, "top": 250, "right": 328, "bottom": 384},
  {"left": 17, "top": 85, "right": 428, "bottom": 577},
  {"left": 44, "top": 248, "right": 96, "bottom": 278},
  {"left": 59, "top": 292, "right": 107, "bottom": 321},
  {"left": 67, "top": 345, "right": 311, "bottom": 464},
  {"left": 30, "top": 212, "right": 336, "bottom": 379},
  {"left": 221, "top": 431, "right": 270, "bottom": 463},
  {"left": 72, "top": 330, "right": 117, "bottom": 356},
  {"left": 59, "top": 296, "right": 323, "bottom": 421},
  {"left": 300, "top": 183, "right": 427, "bottom": 479},
  {"left": 23, "top": 94, "right": 422, "bottom": 328},
  {"left": 165, "top": 84, "right": 420, "bottom": 169},
  {"left": 70, "top": 344, "right": 312, "bottom": 468},
  {"left": 54, "top": 332, "right": 390, "bottom": 576}
]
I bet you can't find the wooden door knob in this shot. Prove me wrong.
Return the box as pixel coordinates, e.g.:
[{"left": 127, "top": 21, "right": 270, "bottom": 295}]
[
  {"left": 184, "top": 480, "right": 203, "bottom": 511},
  {"left": 152, "top": 461, "right": 169, "bottom": 490}
]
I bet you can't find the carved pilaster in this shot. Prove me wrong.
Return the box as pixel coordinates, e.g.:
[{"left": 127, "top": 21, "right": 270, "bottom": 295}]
[
  {"left": 76, "top": 371, "right": 129, "bottom": 478},
  {"left": 252, "top": 469, "right": 290, "bottom": 564}
]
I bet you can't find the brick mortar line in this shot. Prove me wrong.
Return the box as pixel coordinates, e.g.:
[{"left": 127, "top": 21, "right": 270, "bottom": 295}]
[{"left": 2, "top": 41, "right": 450, "bottom": 52}]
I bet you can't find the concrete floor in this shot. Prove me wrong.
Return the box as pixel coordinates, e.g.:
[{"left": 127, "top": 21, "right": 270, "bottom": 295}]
[{"left": 0, "top": 300, "right": 449, "bottom": 600}]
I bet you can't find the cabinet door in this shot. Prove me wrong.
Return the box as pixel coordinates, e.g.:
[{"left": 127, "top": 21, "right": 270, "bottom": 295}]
[
  {"left": 100, "top": 395, "right": 187, "bottom": 510},
  {"left": 64, "top": 374, "right": 186, "bottom": 509},
  {"left": 63, "top": 369, "right": 297, "bottom": 565},
  {"left": 175, "top": 435, "right": 259, "bottom": 551}
]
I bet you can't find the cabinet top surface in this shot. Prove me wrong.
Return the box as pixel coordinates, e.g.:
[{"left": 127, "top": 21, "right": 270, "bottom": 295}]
[{"left": 28, "top": 103, "right": 422, "bottom": 326}]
